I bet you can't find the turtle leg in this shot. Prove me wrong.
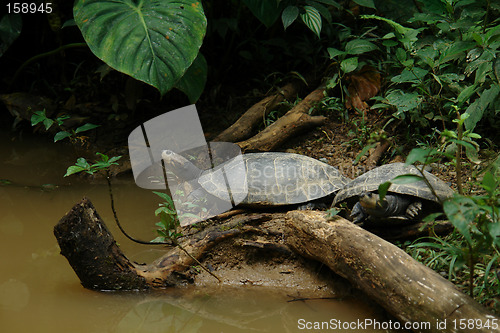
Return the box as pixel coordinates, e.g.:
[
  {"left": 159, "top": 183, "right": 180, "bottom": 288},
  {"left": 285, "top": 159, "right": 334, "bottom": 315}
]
[
  {"left": 406, "top": 201, "right": 423, "bottom": 219},
  {"left": 351, "top": 202, "right": 367, "bottom": 224},
  {"left": 298, "top": 200, "right": 328, "bottom": 210}
]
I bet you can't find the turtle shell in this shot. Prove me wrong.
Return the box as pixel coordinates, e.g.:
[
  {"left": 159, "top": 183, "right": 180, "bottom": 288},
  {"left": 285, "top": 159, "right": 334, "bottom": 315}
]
[
  {"left": 198, "top": 152, "right": 350, "bottom": 206},
  {"left": 333, "top": 163, "right": 454, "bottom": 206}
]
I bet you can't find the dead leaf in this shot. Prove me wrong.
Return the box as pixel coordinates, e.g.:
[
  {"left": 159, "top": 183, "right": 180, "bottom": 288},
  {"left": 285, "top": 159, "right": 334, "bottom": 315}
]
[{"left": 345, "top": 66, "right": 381, "bottom": 113}]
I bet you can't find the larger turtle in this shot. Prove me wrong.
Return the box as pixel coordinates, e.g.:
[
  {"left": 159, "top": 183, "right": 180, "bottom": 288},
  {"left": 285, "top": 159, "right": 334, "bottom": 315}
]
[
  {"left": 333, "top": 163, "right": 454, "bottom": 226},
  {"left": 162, "top": 150, "right": 350, "bottom": 207}
]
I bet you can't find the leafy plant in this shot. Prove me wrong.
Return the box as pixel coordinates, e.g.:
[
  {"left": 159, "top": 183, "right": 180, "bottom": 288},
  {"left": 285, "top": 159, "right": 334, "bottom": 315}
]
[
  {"left": 373, "top": 102, "right": 499, "bottom": 303},
  {"left": 243, "top": 0, "right": 375, "bottom": 38},
  {"left": 392, "top": 141, "right": 497, "bottom": 303},
  {"left": 31, "top": 109, "right": 100, "bottom": 143},
  {"left": 363, "top": 0, "right": 500, "bottom": 133},
  {"left": 151, "top": 191, "right": 220, "bottom": 282},
  {"left": 442, "top": 171, "right": 500, "bottom": 297},
  {"left": 151, "top": 191, "right": 183, "bottom": 244},
  {"left": 64, "top": 152, "right": 121, "bottom": 177}
]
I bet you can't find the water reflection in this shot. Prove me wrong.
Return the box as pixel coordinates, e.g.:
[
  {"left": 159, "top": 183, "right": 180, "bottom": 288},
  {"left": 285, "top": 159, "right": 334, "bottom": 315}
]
[
  {"left": 112, "top": 288, "right": 385, "bottom": 333},
  {"left": 0, "top": 133, "right": 395, "bottom": 333}
]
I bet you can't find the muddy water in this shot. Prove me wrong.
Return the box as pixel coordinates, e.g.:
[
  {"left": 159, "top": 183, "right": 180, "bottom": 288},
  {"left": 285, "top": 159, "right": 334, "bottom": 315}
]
[{"left": 0, "top": 133, "right": 397, "bottom": 333}]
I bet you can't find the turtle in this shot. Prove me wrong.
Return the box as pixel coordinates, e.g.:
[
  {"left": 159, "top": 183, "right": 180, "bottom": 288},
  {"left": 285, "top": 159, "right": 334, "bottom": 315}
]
[
  {"left": 332, "top": 163, "right": 454, "bottom": 226},
  {"left": 161, "top": 150, "right": 350, "bottom": 208}
]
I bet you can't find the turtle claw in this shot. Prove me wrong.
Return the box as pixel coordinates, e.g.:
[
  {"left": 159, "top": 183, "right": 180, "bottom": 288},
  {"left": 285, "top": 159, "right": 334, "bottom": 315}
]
[{"left": 406, "top": 201, "right": 423, "bottom": 219}]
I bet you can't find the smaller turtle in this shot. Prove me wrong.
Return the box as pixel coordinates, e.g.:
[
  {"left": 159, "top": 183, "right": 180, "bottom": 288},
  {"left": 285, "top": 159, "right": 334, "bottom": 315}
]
[{"left": 333, "top": 163, "right": 454, "bottom": 226}]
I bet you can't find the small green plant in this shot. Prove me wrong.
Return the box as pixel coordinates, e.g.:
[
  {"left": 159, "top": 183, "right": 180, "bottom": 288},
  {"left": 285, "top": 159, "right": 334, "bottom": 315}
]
[
  {"left": 64, "top": 152, "right": 121, "bottom": 177},
  {"left": 326, "top": 35, "right": 379, "bottom": 105},
  {"left": 245, "top": 0, "right": 376, "bottom": 38},
  {"left": 64, "top": 153, "right": 145, "bottom": 246},
  {"left": 151, "top": 191, "right": 183, "bottom": 244},
  {"left": 31, "top": 109, "right": 99, "bottom": 143},
  {"left": 441, "top": 111, "right": 482, "bottom": 195},
  {"left": 442, "top": 171, "right": 500, "bottom": 296},
  {"left": 150, "top": 191, "right": 221, "bottom": 282},
  {"left": 326, "top": 207, "right": 340, "bottom": 218}
]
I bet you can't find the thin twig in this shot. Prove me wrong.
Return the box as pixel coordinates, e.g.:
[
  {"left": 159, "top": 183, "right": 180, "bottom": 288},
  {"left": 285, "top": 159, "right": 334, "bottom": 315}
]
[
  {"left": 105, "top": 171, "right": 165, "bottom": 245},
  {"left": 173, "top": 240, "right": 221, "bottom": 283}
]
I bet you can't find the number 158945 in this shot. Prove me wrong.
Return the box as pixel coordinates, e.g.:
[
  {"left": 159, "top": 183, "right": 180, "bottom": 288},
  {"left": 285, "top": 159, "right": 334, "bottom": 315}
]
[{"left": 6, "top": 3, "right": 53, "bottom": 14}]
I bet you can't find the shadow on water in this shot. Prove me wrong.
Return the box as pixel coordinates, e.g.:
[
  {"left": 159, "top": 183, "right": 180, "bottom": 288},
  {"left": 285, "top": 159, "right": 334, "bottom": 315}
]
[{"left": 0, "top": 133, "right": 398, "bottom": 333}]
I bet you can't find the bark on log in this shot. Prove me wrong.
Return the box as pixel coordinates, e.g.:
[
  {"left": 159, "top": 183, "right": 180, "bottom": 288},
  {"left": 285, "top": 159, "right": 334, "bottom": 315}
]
[
  {"left": 54, "top": 197, "right": 269, "bottom": 290},
  {"left": 214, "top": 82, "right": 301, "bottom": 143},
  {"left": 285, "top": 210, "right": 499, "bottom": 333},
  {"left": 237, "top": 86, "right": 327, "bottom": 152},
  {"left": 54, "top": 197, "right": 148, "bottom": 290}
]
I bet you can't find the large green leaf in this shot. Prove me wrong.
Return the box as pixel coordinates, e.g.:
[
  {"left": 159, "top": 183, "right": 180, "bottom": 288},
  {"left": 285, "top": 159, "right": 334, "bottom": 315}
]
[
  {"left": 74, "top": 0, "right": 207, "bottom": 95},
  {"left": 340, "top": 57, "right": 358, "bottom": 73}
]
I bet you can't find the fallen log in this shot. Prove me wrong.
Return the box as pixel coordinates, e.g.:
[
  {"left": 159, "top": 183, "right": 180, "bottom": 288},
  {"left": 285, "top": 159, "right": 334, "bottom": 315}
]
[
  {"left": 365, "top": 139, "right": 391, "bottom": 168},
  {"left": 214, "top": 82, "right": 301, "bottom": 143},
  {"left": 285, "top": 210, "right": 499, "bottom": 333},
  {"left": 54, "top": 197, "right": 270, "bottom": 290},
  {"left": 54, "top": 199, "right": 498, "bottom": 332},
  {"left": 237, "top": 86, "right": 327, "bottom": 152}
]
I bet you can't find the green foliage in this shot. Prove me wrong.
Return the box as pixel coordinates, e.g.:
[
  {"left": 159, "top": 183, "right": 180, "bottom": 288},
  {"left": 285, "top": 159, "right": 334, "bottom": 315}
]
[
  {"left": 407, "top": 233, "right": 499, "bottom": 308},
  {"left": 31, "top": 110, "right": 100, "bottom": 143},
  {"left": 151, "top": 190, "right": 204, "bottom": 243},
  {"left": 244, "top": 0, "right": 375, "bottom": 38},
  {"left": 64, "top": 153, "right": 122, "bottom": 177},
  {"left": 327, "top": 37, "right": 379, "bottom": 76},
  {"left": 151, "top": 191, "right": 183, "bottom": 243},
  {"left": 406, "top": 170, "right": 500, "bottom": 299},
  {"left": 326, "top": 207, "right": 340, "bottom": 218},
  {"left": 402, "top": 115, "right": 499, "bottom": 299},
  {"left": 73, "top": 0, "right": 207, "bottom": 96},
  {"left": 363, "top": 1, "right": 500, "bottom": 132}
]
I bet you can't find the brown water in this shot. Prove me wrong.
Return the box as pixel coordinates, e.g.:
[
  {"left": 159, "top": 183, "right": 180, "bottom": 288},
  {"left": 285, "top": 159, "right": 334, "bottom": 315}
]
[{"left": 0, "top": 133, "right": 396, "bottom": 333}]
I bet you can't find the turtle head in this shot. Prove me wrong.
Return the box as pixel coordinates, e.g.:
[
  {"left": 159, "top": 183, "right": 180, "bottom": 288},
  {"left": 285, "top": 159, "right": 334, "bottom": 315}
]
[
  {"left": 161, "top": 150, "right": 202, "bottom": 182},
  {"left": 358, "top": 192, "right": 386, "bottom": 210}
]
